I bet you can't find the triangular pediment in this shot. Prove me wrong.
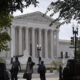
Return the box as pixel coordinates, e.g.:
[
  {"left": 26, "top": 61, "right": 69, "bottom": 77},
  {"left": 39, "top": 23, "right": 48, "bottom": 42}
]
[
  {"left": 14, "top": 11, "right": 54, "bottom": 23},
  {"left": 13, "top": 11, "right": 60, "bottom": 28}
]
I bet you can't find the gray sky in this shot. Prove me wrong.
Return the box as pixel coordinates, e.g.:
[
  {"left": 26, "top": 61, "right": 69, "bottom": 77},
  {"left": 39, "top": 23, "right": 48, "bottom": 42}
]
[{"left": 13, "top": 0, "right": 80, "bottom": 40}]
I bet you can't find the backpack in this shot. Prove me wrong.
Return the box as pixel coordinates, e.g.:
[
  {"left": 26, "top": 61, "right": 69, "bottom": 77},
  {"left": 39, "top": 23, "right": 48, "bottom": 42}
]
[
  {"left": 12, "top": 61, "right": 20, "bottom": 70},
  {"left": 39, "top": 65, "right": 46, "bottom": 73}
]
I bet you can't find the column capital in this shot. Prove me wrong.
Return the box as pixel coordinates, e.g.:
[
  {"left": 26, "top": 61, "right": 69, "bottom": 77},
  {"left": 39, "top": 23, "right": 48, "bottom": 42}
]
[
  {"left": 19, "top": 27, "right": 22, "bottom": 29},
  {"left": 25, "top": 27, "right": 29, "bottom": 30},
  {"left": 38, "top": 28, "right": 42, "bottom": 30},
  {"left": 45, "top": 29, "right": 48, "bottom": 32},
  {"left": 11, "top": 25, "right": 15, "bottom": 28},
  {"left": 32, "top": 27, "right": 36, "bottom": 31},
  {"left": 50, "top": 29, "right": 54, "bottom": 32}
]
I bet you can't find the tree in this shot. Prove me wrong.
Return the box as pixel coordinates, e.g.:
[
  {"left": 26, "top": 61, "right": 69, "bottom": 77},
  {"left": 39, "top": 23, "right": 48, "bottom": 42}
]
[
  {"left": 0, "top": 0, "right": 38, "bottom": 14},
  {"left": 0, "top": 12, "right": 12, "bottom": 51},
  {"left": 46, "top": 0, "right": 80, "bottom": 26},
  {"left": 0, "top": 0, "right": 38, "bottom": 52}
]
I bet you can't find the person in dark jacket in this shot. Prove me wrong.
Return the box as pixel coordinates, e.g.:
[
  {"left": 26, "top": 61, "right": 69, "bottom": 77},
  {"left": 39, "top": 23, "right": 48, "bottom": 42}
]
[
  {"left": 59, "top": 65, "right": 63, "bottom": 80},
  {"left": 11, "top": 57, "right": 21, "bottom": 80},
  {"left": 38, "top": 61, "right": 46, "bottom": 80}
]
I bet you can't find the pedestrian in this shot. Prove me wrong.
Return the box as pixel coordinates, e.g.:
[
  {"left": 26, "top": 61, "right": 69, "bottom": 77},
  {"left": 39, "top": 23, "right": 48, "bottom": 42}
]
[
  {"left": 10, "top": 57, "right": 21, "bottom": 80},
  {"left": 59, "top": 65, "right": 63, "bottom": 80},
  {"left": 26, "top": 57, "right": 35, "bottom": 80},
  {"left": 38, "top": 61, "right": 46, "bottom": 80}
]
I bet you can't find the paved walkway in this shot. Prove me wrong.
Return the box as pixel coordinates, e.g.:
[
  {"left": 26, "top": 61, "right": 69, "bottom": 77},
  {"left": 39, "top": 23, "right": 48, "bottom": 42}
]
[
  {"left": 18, "top": 72, "right": 59, "bottom": 80},
  {"left": 18, "top": 78, "right": 59, "bottom": 80}
]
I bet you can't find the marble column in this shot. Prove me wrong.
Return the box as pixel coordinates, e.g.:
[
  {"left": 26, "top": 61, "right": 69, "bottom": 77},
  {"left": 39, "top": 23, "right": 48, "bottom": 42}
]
[
  {"left": 25, "top": 27, "right": 29, "bottom": 54},
  {"left": 51, "top": 30, "right": 54, "bottom": 59},
  {"left": 32, "top": 28, "right": 35, "bottom": 58},
  {"left": 39, "top": 29, "right": 42, "bottom": 57},
  {"left": 7, "top": 28, "right": 11, "bottom": 58},
  {"left": 11, "top": 26, "right": 15, "bottom": 57},
  {"left": 19, "top": 27, "right": 22, "bottom": 55},
  {"left": 45, "top": 29, "right": 48, "bottom": 59},
  {"left": 56, "top": 30, "right": 59, "bottom": 57}
]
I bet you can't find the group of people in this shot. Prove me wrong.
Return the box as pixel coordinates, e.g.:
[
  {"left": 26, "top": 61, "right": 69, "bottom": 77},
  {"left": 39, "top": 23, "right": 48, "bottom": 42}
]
[{"left": 10, "top": 56, "right": 46, "bottom": 80}]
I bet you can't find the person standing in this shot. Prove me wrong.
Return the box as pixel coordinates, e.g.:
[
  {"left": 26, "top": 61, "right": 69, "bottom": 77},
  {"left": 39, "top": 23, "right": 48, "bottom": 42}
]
[
  {"left": 11, "top": 57, "right": 21, "bottom": 80},
  {"left": 38, "top": 61, "right": 46, "bottom": 80},
  {"left": 26, "top": 57, "right": 35, "bottom": 80},
  {"left": 59, "top": 65, "right": 63, "bottom": 80}
]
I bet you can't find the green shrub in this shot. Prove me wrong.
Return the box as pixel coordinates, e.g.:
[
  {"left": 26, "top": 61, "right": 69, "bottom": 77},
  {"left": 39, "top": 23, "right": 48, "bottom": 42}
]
[
  {"left": 51, "top": 60, "right": 63, "bottom": 71},
  {"left": 46, "top": 66, "right": 56, "bottom": 72},
  {"left": 0, "top": 57, "right": 6, "bottom": 63}
]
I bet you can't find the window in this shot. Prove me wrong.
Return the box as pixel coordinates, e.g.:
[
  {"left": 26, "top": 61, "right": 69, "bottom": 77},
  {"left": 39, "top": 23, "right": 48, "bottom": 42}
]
[
  {"left": 65, "top": 52, "right": 68, "bottom": 58},
  {"left": 60, "top": 51, "right": 63, "bottom": 58}
]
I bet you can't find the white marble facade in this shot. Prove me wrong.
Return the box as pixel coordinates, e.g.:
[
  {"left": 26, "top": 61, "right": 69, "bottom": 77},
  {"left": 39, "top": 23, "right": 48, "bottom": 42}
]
[{"left": 10, "top": 11, "right": 60, "bottom": 65}]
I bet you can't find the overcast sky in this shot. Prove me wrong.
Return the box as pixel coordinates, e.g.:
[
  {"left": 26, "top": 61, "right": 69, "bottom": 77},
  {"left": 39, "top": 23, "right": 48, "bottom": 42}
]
[{"left": 13, "top": 0, "right": 80, "bottom": 40}]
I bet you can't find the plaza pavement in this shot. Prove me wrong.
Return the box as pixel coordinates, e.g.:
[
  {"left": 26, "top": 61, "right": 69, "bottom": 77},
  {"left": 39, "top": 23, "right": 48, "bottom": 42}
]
[
  {"left": 18, "top": 78, "right": 59, "bottom": 80},
  {"left": 18, "top": 72, "right": 59, "bottom": 80}
]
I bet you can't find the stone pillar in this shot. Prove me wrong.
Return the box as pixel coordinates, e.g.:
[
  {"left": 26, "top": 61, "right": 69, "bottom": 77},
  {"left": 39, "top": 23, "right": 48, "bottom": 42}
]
[
  {"left": 45, "top": 29, "right": 48, "bottom": 59},
  {"left": 39, "top": 29, "right": 42, "bottom": 57},
  {"left": 56, "top": 30, "right": 59, "bottom": 57},
  {"left": 19, "top": 27, "right": 22, "bottom": 55},
  {"left": 25, "top": 27, "right": 29, "bottom": 54},
  {"left": 53, "top": 31, "right": 57, "bottom": 58},
  {"left": 51, "top": 30, "right": 54, "bottom": 59},
  {"left": 7, "top": 28, "right": 11, "bottom": 58},
  {"left": 11, "top": 26, "right": 15, "bottom": 57},
  {"left": 32, "top": 28, "right": 35, "bottom": 58}
]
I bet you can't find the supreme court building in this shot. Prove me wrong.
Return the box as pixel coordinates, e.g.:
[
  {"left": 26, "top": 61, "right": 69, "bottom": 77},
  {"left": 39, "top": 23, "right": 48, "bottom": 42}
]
[
  {"left": 11, "top": 11, "right": 60, "bottom": 64},
  {"left": 1, "top": 11, "right": 61, "bottom": 66}
]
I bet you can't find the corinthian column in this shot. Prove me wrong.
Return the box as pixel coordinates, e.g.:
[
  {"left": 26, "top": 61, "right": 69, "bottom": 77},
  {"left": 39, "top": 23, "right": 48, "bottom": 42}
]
[
  {"left": 45, "top": 29, "right": 48, "bottom": 59},
  {"left": 25, "top": 27, "right": 29, "bottom": 53},
  {"left": 7, "top": 28, "right": 11, "bottom": 58},
  {"left": 56, "top": 30, "right": 59, "bottom": 57},
  {"left": 11, "top": 26, "right": 15, "bottom": 57},
  {"left": 19, "top": 27, "right": 22, "bottom": 55},
  {"left": 32, "top": 28, "right": 35, "bottom": 58},
  {"left": 51, "top": 30, "right": 54, "bottom": 59},
  {"left": 39, "top": 29, "right": 42, "bottom": 57}
]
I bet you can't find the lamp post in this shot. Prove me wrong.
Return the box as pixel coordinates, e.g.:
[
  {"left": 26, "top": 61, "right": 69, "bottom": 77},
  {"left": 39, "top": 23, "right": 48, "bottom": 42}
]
[
  {"left": 37, "top": 44, "right": 41, "bottom": 64},
  {"left": 72, "top": 26, "right": 78, "bottom": 59}
]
